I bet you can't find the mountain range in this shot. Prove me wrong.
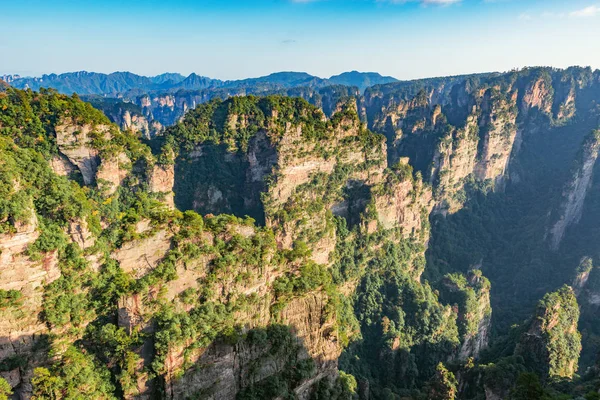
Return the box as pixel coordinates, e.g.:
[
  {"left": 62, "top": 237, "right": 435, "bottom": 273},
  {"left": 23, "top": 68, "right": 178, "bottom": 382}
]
[{"left": 5, "top": 70, "right": 398, "bottom": 96}]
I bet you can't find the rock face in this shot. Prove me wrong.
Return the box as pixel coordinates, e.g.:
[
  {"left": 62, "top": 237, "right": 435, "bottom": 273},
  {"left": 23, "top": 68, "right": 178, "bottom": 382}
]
[
  {"left": 120, "top": 110, "right": 163, "bottom": 139},
  {"left": 96, "top": 152, "right": 131, "bottom": 195},
  {"left": 549, "top": 130, "right": 600, "bottom": 250},
  {"left": 440, "top": 270, "right": 492, "bottom": 361},
  {"left": 110, "top": 217, "right": 344, "bottom": 400},
  {"left": 360, "top": 68, "right": 600, "bottom": 214},
  {"left": 67, "top": 218, "right": 96, "bottom": 250},
  {"left": 111, "top": 229, "right": 173, "bottom": 278},
  {"left": 430, "top": 113, "right": 480, "bottom": 213},
  {"left": 370, "top": 162, "right": 434, "bottom": 244},
  {"left": 166, "top": 293, "right": 338, "bottom": 400},
  {"left": 49, "top": 154, "right": 77, "bottom": 177},
  {"left": 473, "top": 89, "right": 519, "bottom": 185},
  {"left": 55, "top": 119, "right": 111, "bottom": 185},
  {"left": 428, "top": 87, "right": 519, "bottom": 212},
  {"left": 0, "top": 213, "right": 61, "bottom": 396},
  {"left": 576, "top": 261, "right": 600, "bottom": 307},
  {"left": 521, "top": 74, "right": 554, "bottom": 117},
  {"left": 148, "top": 164, "right": 175, "bottom": 208},
  {"left": 516, "top": 286, "right": 581, "bottom": 379}
]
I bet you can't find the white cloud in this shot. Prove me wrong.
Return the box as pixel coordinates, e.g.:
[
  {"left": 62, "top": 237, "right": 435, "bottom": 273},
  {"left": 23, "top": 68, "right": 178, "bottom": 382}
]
[
  {"left": 518, "top": 13, "right": 532, "bottom": 20},
  {"left": 570, "top": 5, "right": 600, "bottom": 17}
]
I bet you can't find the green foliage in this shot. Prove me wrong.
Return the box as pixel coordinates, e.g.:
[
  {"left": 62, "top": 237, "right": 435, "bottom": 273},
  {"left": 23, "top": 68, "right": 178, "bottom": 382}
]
[
  {"left": 90, "top": 259, "right": 132, "bottom": 313},
  {"left": 439, "top": 270, "right": 491, "bottom": 339},
  {"left": 478, "top": 356, "right": 527, "bottom": 397},
  {"left": 161, "top": 96, "right": 330, "bottom": 156},
  {"left": 534, "top": 286, "right": 581, "bottom": 379},
  {"left": 42, "top": 244, "right": 95, "bottom": 328},
  {"left": 510, "top": 373, "right": 550, "bottom": 400},
  {"left": 151, "top": 301, "right": 233, "bottom": 375},
  {"left": 310, "top": 372, "right": 358, "bottom": 400},
  {"left": 237, "top": 325, "right": 316, "bottom": 400},
  {"left": 31, "top": 346, "right": 117, "bottom": 400},
  {"left": 0, "top": 377, "right": 11, "bottom": 400},
  {"left": 0, "top": 137, "right": 94, "bottom": 236},
  {"left": 0, "top": 87, "right": 110, "bottom": 158},
  {"left": 84, "top": 323, "right": 142, "bottom": 394},
  {"left": 0, "top": 289, "right": 22, "bottom": 309},
  {"left": 26, "top": 221, "right": 68, "bottom": 260},
  {"left": 339, "top": 227, "right": 459, "bottom": 398},
  {"left": 427, "top": 363, "right": 458, "bottom": 400}
]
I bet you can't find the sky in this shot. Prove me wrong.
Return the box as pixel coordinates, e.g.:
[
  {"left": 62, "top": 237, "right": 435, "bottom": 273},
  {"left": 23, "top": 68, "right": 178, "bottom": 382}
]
[{"left": 1, "top": 0, "right": 600, "bottom": 80}]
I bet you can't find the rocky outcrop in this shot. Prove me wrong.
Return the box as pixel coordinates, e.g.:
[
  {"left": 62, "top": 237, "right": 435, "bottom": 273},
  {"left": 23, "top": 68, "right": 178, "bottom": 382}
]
[
  {"left": 521, "top": 74, "right": 554, "bottom": 117},
  {"left": 121, "top": 110, "right": 163, "bottom": 139},
  {"left": 573, "top": 257, "right": 600, "bottom": 309},
  {"left": 430, "top": 113, "right": 479, "bottom": 213},
  {"left": 260, "top": 113, "right": 386, "bottom": 262},
  {"left": 111, "top": 229, "right": 173, "bottom": 278},
  {"left": 370, "top": 164, "right": 433, "bottom": 238},
  {"left": 49, "top": 154, "right": 77, "bottom": 177},
  {"left": 549, "top": 130, "right": 600, "bottom": 250},
  {"left": 55, "top": 119, "right": 111, "bottom": 185},
  {"left": 67, "top": 218, "right": 95, "bottom": 250},
  {"left": 441, "top": 270, "right": 492, "bottom": 361},
  {"left": 149, "top": 164, "right": 175, "bottom": 208},
  {"left": 474, "top": 89, "right": 519, "bottom": 186},
  {"left": 166, "top": 293, "right": 339, "bottom": 400},
  {"left": 516, "top": 286, "right": 581, "bottom": 379},
  {"left": 0, "top": 213, "right": 60, "bottom": 396},
  {"left": 96, "top": 152, "right": 131, "bottom": 195}
]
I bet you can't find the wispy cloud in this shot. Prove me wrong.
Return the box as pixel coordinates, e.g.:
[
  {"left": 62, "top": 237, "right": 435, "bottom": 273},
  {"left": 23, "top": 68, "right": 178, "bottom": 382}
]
[
  {"left": 518, "top": 13, "right": 532, "bottom": 21},
  {"left": 570, "top": 5, "right": 600, "bottom": 18}
]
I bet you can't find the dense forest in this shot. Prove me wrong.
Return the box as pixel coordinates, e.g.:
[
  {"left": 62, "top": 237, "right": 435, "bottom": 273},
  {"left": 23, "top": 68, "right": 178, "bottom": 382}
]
[{"left": 1, "top": 66, "right": 600, "bottom": 400}]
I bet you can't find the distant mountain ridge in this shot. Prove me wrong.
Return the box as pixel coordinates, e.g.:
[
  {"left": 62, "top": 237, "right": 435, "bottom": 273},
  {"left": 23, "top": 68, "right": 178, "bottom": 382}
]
[
  {"left": 8, "top": 70, "right": 399, "bottom": 95},
  {"left": 328, "top": 70, "right": 397, "bottom": 90}
]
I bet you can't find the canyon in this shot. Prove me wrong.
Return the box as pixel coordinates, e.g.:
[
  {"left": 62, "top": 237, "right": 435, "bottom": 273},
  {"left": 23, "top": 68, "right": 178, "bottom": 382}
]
[{"left": 1, "top": 66, "right": 600, "bottom": 399}]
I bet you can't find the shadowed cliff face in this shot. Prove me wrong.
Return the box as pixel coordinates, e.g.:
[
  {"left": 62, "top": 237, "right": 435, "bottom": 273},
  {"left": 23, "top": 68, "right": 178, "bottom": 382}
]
[
  {"left": 549, "top": 130, "right": 600, "bottom": 251},
  {"left": 359, "top": 67, "right": 600, "bottom": 217}
]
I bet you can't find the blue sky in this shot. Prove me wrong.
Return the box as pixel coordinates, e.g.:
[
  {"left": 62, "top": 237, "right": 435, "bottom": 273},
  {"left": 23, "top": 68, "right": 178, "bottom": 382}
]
[{"left": 1, "top": 0, "right": 599, "bottom": 80}]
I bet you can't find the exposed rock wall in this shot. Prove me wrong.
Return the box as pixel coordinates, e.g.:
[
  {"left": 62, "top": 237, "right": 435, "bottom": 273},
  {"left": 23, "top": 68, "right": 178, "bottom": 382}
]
[
  {"left": 111, "top": 229, "right": 173, "bottom": 278},
  {"left": 474, "top": 89, "right": 519, "bottom": 186},
  {"left": 55, "top": 119, "right": 109, "bottom": 185},
  {"left": 549, "top": 130, "right": 600, "bottom": 250},
  {"left": 96, "top": 152, "right": 131, "bottom": 195},
  {"left": 0, "top": 213, "right": 61, "bottom": 396},
  {"left": 430, "top": 113, "right": 479, "bottom": 213},
  {"left": 149, "top": 164, "right": 176, "bottom": 208},
  {"left": 165, "top": 293, "right": 339, "bottom": 400}
]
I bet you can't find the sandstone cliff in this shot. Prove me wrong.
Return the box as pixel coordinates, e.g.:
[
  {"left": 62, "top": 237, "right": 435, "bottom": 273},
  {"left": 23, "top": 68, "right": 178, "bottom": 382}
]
[
  {"left": 440, "top": 270, "right": 492, "bottom": 361},
  {"left": 549, "top": 130, "right": 600, "bottom": 250}
]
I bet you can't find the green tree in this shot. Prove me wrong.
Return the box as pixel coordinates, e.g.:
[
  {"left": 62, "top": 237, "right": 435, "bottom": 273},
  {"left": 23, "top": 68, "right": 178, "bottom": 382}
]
[
  {"left": 510, "top": 373, "right": 548, "bottom": 400},
  {"left": 0, "top": 377, "right": 12, "bottom": 400},
  {"left": 428, "top": 363, "right": 458, "bottom": 400}
]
